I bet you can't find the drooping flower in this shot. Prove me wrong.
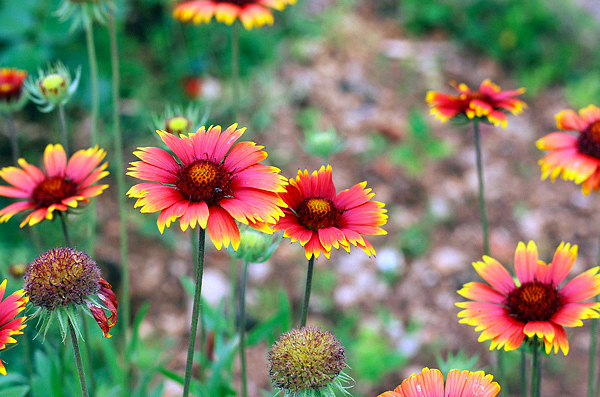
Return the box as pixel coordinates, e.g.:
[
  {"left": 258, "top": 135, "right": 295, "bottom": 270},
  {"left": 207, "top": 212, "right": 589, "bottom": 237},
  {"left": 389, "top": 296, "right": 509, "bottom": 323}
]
[
  {"left": 127, "top": 124, "right": 286, "bottom": 250},
  {"left": 272, "top": 165, "right": 387, "bottom": 259},
  {"left": 426, "top": 79, "right": 526, "bottom": 128},
  {"left": 0, "top": 68, "right": 28, "bottom": 114},
  {"left": 377, "top": 367, "right": 500, "bottom": 397},
  {"left": 24, "top": 247, "right": 118, "bottom": 338},
  {"left": 457, "top": 241, "right": 600, "bottom": 354},
  {"left": 173, "top": 0, "right": 296, "bottom": 30},
  {"left": 536, "top": 104, "right": 600, "bottom": 195},
  {"left": 0, "top": 144, "right": 109, "bottom": 227},
  {"left": 0, "top": 279, "right": 28, "bottom": 376},
  {"left": 25, "top": 61, "right": 82, "bottom": 112}
]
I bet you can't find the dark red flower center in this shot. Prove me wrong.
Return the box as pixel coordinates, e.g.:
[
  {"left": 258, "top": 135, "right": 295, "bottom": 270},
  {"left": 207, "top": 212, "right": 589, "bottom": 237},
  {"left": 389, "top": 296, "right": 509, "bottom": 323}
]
[
  {"left": 577, "top": 121, "right": 600, "bottom": 159},
  {"left": 296, "top": 197, "right": 341, "bottom": 231},
  {"left": 505, "top": 281, "right": 563, "bottom": 323},
  {"left": 32, "top": 176, "right": 79, "bottom": 209},
  {"left": 176, "top": 160, "right": 233, "bottom": 204}
]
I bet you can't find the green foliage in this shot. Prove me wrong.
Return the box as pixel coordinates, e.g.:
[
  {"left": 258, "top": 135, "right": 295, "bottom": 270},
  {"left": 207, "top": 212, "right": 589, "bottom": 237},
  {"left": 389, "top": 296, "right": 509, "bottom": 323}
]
[{"left": 435, "top": 349, "right": 481, "bottom": 378}]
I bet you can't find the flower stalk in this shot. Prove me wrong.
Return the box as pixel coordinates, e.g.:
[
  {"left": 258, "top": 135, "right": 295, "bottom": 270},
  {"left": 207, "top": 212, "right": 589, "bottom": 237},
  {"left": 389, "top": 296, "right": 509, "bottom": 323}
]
[
  {"left": 69, "top": 318, "right": 90, "bottom": 397},
  {"left": 239, "top": 258, "right": 250, "bottom": 397},
  {"left": 300, "top": 255, "right": 315, "bottom": 327},
  {"left": 6, "top": 114, "right": 19, "bottom": 166}
]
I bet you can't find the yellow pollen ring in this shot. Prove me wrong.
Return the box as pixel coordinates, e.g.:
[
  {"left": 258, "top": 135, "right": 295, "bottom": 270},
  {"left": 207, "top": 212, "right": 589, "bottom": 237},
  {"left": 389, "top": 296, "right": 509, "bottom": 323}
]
[
  {"left": 306, "top": 198, "right": 333, "bottom": 217},
  {"left": 187, "top": 162, "right": 218, "bottom": 185},
  {"left": 520, "top": 284, "right": 546, "bottom": 305}
]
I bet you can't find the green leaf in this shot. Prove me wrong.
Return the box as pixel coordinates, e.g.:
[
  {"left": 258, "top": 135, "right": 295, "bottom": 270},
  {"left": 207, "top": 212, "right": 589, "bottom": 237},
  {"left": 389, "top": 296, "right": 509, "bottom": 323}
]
[{"left": 0, "top": 386, "right": 30, "bottom": 397}]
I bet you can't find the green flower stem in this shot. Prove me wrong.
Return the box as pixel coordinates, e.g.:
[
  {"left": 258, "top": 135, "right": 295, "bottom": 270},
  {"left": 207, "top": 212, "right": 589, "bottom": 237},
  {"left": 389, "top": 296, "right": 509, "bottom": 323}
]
[
  {"left": 69, "top": 319, "right": 90, "bottom": 397},
  {"left": 182, "top": 228, "right": 206, "bottom": 397},
  {"left": 299, "top": 255, "right": 315, "bottom": 327},
  {"left": 80, "top": 313, "right": 96, "bottom": 396},
  {"left": 521, "top": 348, "right": 527, "bottom": 397},
  {"left": 58, "top": 103, "right": 70, "bottom": 155},
  {"left": 232, "top": 22, "right": 240, "bottom": 120},
  {"left": 59, "top": 212, "right": 72, "bottom": 248},
  {"left": 6, "top": 114, "right": 20, "bottom": 166},
  {"left": 239, "top": 259, "right": 250, "bottom": 397},
  {"left": 531, "top": 337, "right": 541, "bottom": 397}
]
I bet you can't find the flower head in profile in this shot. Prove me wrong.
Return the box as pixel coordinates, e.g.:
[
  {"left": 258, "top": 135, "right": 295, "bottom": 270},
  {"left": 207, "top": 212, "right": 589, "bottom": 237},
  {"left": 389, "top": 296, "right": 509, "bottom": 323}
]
[
  {"left": 24, "top": 247, "right": 118, "bottom": 339},
  {"left": 536, "top": 104, "right": 600, "bottom": 195},
  {"left": 173, "top": 0, "right": 296, "bottom": 30},
  {"left": 426, "top": 79, "right": 526, "bottom": 128},
  {"left": 272, "top": 165, "right": 387, "bottom": 259},
  {"left": 0, "top": 68, "right": 28, "bottom": 114},
  {"left": 0, "top": 144, "right": 109, "bottom": 227},
  {"left": 377, "top": 367, "right": 500, "bottom": 397},
  {"left": 0, "top": 279, "right": 28, "bottom": 375},
  {"left": 151, "top": 103, "right": 207, "bottom": 137},
  {"left": 127, "top": 124, "right": 286, "bottom": 250},
  {"left": 268, "top": 326, "right": 351, "bottom": 397},
  {"left": 25, "top": 61, "right": 81, "bottom": 112},
  {"left": 457, "top": 241, "right": 600, "bottom": 354}
]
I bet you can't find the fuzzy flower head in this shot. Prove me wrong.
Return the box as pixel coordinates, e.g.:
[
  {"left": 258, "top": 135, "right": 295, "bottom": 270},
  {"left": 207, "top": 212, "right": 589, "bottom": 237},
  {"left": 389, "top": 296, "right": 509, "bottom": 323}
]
[
  {"left": 24, "top": 247, "right": 118, "bottom": 339},
  {"left": 151, "top": 103, "right": 207, "bottom": 137},
  {"left": 0, "top": 279, "right": 28, "bottom": 376},
  {"left": 457, "top": 241, "right": 600, "bottom": 355},
  {"left": 536, "top": 104, "right": 600, "bottom": 195},
  {"left": 426, "top": 79, "right": 526, "bottom": 128},
  {"left": 0, "top": 68, "right": 28, "bottom": 114},
  {"left": 378, "top": 367, "right": 500, "bottom": 397},
  {"left": 127, "top": 124, "right": 287, "bottom": 251},
  {"left": 25, "top": 61, "right": 81, "bottom": 112},
  {"left": 272, "top": 165, "right": 387, "bottom": 259},
  {"left": 268, "top": 326, "right": 351, "bottom": 397},
  {"left": 0, "top": 144, "right": 109, "bottom": 227},
  {"left": 173, "top": 0, "right": 296, "bottom": 30}
]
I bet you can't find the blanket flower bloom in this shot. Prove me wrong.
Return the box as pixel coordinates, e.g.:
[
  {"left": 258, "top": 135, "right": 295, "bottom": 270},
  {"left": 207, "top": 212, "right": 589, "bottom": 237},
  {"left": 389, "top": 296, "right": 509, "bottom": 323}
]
[
  {"left": 0, "top": 144, "right": 109, "bottom": 227},
  {"left": 377, "top": 367, "right": 500, "bottom": 397},
  {"left": 0, "top": 68, "right": 28, "bottom": 114},
  {"left": 173, "top": 0, "right": 296, "bottom": 29},
  {"left": 24, "top": 247, "right": 118, "bottom": 338},
  {"left": 457, "top": 241, "right": 600, "bottom": 354},
  {"left": 272, "top": 165, "right": 387, "bottom": 259},
  {"left": 127, "top": 124, "right": 286, "bottom": 250},
  {"left": 0, "top": 279, "right": 28, "bottom": 376},
  {"left": 536, "top": 105, "right": 600, "bottom": 195},
  {"left": 426, "top": 79, "right": 526, "bottom": 128}
]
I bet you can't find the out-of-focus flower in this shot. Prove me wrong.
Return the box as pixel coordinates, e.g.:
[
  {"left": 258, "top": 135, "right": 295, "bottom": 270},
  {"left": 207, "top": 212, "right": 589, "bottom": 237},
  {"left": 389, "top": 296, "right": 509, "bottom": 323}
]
[
  {"left": 272, "top": 165, "right": 387, "bottom": 259},
  {"left": 229, "top": 228, "right": 281, "bottom": 263},
  {"left": 377, "top": 367, "right": 500, "bottom": 397},
  {"left": 302, "top": 128, "right": 345, "bottom": 160},
  {"left": 127, "top": 124, "right": 286, "bottom": 250},
  {"left": 0, "top": 279, "right": 28, "bottom": 375},
  {"left": 151, "top": 103, "right": 208, "bottom": 136},
  {"left": 268, "top": 326, "right": 351, "bottom": 397},
  {"left": 0, "top": 144, "right": 109, "bottom": 227},
  {"left": 457, "top": 241, "right": 600, "bottom": 354},
  {"left": 0, "top": 68, "right": 28, "bottom": 114},
  {"left": 24, "top": 247, "right": 118, "bottom": 339},
  {"left": 55, "top": 0, "right": 108, "bottom": 29},
  {"left": 426, "top": 79, "right": 526, "bottom": 128},
  {"left": 25, "top": 61, "right": 81, "bottom": 112},
  {"left": 173, "top": 0, "right": 296, "bottom": 29},
  {"left": 537, "top": 104, "right": 600, "bottom": 195}
]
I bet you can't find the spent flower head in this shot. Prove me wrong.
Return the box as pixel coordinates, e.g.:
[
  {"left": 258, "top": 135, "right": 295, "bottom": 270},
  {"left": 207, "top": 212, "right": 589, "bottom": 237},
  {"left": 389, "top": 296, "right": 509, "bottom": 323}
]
[
  {"left": 268, "top": 326, "right": 351, "bottom": 397},
  {"left": 25, "top": 61, "right": 81, "bottom": 112},
  {"left": 0, "top": 279, "right": 28, "bottom": 375},
  {"left": 0, "top": 68, "right": 28, "bottom": 114},
  {"left": 24, "top": 247, "right": 118, "bottom": 339}
]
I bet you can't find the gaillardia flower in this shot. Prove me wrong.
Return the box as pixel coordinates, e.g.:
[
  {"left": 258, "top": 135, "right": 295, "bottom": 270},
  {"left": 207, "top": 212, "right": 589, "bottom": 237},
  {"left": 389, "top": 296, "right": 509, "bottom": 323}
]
[
  {"left": 272, "top": 165, "right": 387, "bottom": 259},
  {"left": 0, "top": 279, "right": 28, "bottom": 376},
  {"left": 25, "top": 61, "right": 81, "bottom": 113},
  {"left": 173, "top": 0, "right": 296, "bottom": 30},
  {"left": 24, "top": 247, "right": 118, "bottom": 338},
  {"left": 457, "top": 241, "right": 600, "bottom": 354},
  {"left": 426, "top": 79, "right": 526, "bottom": 128},
  {"left": 0, "top": 68, "right": 28, "bottom": 114},
  {"left": 0, "top": 144, "right": 109, "bottom": 227},
  {"left": 537, "top": 105, "right": 600, "bottom": 195},
  {"left": 127, "top": 124, "right": 286, "bottom": 250},
  {"left": 377, "top": 367, "right": 500, "bottom": 397},
  {"left": 268, "top": 326, "right": 351, "bottom": 397}
]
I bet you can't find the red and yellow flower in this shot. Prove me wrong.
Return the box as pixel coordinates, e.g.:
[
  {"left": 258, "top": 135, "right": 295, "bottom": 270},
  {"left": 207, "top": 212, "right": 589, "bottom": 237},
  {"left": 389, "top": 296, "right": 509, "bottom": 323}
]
[
  {"left": 457, "top": 241, "right": 600, "bottom": 354},
  {"left": 377, "top": 367, "right": 500, "bottom": 397},
  {"left": 0, "top": 144, "right": 109, "bottom": 227},
  {"left": 0, "top": 279, "right": 28, "bottom": 376},
  {"left": 127, "top": 124, "right": 286, "bottom": 250},
  {"left": 537, "top": 105, "right": 600, "bottom": 195},
  {"left": 0, "top": 68, "right": 28, "bottom": 113},
  {"left": 173, "top": 0, "right": 295, "bottom": 29},
  {"left": 426, "top": 79, "right": 526, "bottom": 128},
  {"left": 272, "top": 165, "right": 387, "bottom": 259}
]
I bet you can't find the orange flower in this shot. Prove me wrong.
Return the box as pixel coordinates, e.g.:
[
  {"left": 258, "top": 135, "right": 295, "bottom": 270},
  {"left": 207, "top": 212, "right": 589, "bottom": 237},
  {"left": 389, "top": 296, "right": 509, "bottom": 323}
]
[
  {"left": 0, "top": 279, "right": 28, "bottom": 376},
  {"left": 457, "top": 241, "right": 600, "bottom": 354},
  {"left": 377, "top": 367, "right": 500, "bottom": 397},
  {"left": 272, "top": 165, "right": 387, "bottom": 259},
  {"left": 127, "top": 124, "right": 286, "bottom": 250},
  {"left": 0, "top": 144, "right": 109, "bottom": 227},
  {"left": 0, "top": 68, "right": 28, "bottom": 113},
  {"left": 426, "top": 79, "right": 526, "bottom": 128},
  {"left": 537, "top": 105, "right": 600, "bottom": 195},
  {"left": 173, "top": 0, "right": 295, "bottom": 29}
]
